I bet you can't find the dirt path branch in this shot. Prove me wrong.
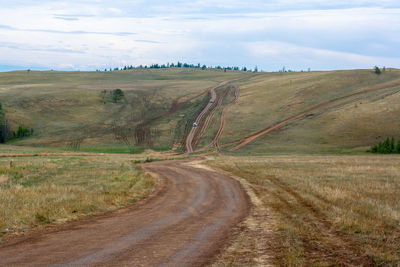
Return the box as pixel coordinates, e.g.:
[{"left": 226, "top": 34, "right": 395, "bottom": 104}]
[
  {"left": 213, "top": 85, "right": 240, "bottom": 151},
  {"left": 230, "top": 79, "right": 400, "bottom": 151}
]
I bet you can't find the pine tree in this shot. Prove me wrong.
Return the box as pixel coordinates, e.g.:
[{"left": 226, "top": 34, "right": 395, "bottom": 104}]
[
  {"left": 384, "top": 137, "right": 391, "bottom": 153},
  {"left": 390, "top": 137, "right": 395, "bottom": 153},
  {"left": 397, "top": 137, "right": 400, "bottom": 153},
  {"left": 377, "top": 140, "right": 383, "bottom": 153},
  {"left": 374, "top": 66, "right": 381, "bottom": 75}
]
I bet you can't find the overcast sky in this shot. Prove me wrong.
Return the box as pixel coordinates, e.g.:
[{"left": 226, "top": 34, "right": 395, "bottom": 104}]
[{"left": 0, "top": 0, "right": 399, "bottom": 71}]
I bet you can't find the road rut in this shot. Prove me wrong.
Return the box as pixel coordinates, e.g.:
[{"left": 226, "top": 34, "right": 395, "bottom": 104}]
[{"left": 0, "top": 159, "right": 249, "bottom": 266}]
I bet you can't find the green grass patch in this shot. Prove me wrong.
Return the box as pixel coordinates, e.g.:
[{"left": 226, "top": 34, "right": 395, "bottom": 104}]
[{"left": 68, "top": 146, "right": 145, "bottom": 154}]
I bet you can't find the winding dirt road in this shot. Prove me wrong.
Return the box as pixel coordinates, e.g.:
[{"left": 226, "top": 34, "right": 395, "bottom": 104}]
[
  {"left": 185, "top": 83, "right": 220, "bottom": 153},
  {"left": 0, "top": 159, "right": 249, "bottom": 266}
]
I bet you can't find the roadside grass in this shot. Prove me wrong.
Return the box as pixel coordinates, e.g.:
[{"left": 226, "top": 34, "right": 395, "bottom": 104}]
[
  {"left": 0, "top": 144, "right": 62, "bottom": 154},
  {"left": 0, "top": 154, "right": 155, "bottom": 241},
  {"left": 207, "top": 155, "right": 400, "bottom": 266},
  {"left": 70, "top": 146, "right": 145, "bottom": 154}
]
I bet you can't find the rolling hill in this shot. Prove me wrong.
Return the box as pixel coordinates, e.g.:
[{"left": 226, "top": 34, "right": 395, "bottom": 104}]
[{"left": 1, "top": 67, "right": 400, "bottom": 154}]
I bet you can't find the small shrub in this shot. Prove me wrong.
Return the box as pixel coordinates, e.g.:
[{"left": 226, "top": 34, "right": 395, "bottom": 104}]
[
  {"left": 112, "top": 88, "right": 124, "bottom": 103},
  {"left": 145, "top": 157, "right": 153, "bottom": 163},
  {"left": 35, "top": 213, "right": 51, "bottom": 224},
  {"left": 14, "top": 126, "right": 33, "bottom": 138}
]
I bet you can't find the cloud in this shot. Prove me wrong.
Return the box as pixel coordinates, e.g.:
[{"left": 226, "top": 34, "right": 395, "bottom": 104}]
[
  {"left": 53, "top": 16, "right": 79, "bottom": 21},
  {"left": 135, "top": 40, "right": 162, "bottom": 44},
  {"left": 0, "top": 24, "right": 135, "bottom": 36},
  {"left": 244, "top": 41, "right": 400, "bottom": 70},
  {"left": 0, "top": 1, "right": 399, "bottom": 71},
  {"left": 0, "top": 41, "right": 85, "bottom": 54}
]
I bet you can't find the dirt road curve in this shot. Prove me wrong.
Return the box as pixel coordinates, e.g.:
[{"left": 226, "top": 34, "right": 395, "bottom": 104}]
[{"left": 0, "top": 159, "right": 249, "bottom": 266}]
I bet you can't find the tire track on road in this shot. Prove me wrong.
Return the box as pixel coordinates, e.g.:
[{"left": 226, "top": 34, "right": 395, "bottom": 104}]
[
  {"left": 185, "top": 80, "right": 229, "bottom": 153},
  {"left": 192, "top": 87, "right": 230, "bottom": 149},
  {"left": 213, "top": 85, "right": 240, "bottom": 151}
]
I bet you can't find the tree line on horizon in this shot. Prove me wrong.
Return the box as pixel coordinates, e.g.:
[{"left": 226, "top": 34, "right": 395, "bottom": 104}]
[
  {"left": 97, "top": 62, "right": 258, "bottom": 72},
  {"left": 95, "top": 62, "right": 317, "bottom": 73}
]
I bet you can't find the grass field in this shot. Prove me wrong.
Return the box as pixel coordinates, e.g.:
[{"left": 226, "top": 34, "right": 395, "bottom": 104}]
[
  {"left": 0, "top": 153, "right": 156, "bottom": 242},
  {"left": 207, "top": 155, "right": 400, "bottom": 266}
]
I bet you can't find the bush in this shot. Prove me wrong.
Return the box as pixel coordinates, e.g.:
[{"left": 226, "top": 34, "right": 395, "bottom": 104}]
[
  {"left": 13, "top": 126, "right": 33, "bottom": 138},
  {"left": 397, "top": 138, "right": 400, "bottom": 153},
  {"left": 100, "top": 89, "right": 125, "bottom": 103},
  {"left": 112, "top": 88, "right": 124, "bottom": 103},
  {"left": 374, "top": 66, "right": 381, "bottom": 75},
  {"left": 370, "top": 136, "right": 400, "bottom": 154}
]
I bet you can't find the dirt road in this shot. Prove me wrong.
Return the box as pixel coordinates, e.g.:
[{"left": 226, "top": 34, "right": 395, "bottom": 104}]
[
  {"left": 192, "top": 87, "right": 230, "bottom": 149},
  {"left": 0, "top": 159, "right": 249, "bottom": 266},
  {"left": 185, "top": 80, "right": 237, "bottom": 153}
]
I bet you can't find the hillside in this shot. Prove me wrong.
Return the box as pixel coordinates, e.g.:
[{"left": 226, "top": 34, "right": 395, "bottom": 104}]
[
  {"left": 198, "top": 68, "right": 400, "bottom": 154},
  {"left": 1, "top": 68, "right": 400, "bottom": 153},
  {"left": 0, "top": 69, "right": 249, "bottom": 151}
]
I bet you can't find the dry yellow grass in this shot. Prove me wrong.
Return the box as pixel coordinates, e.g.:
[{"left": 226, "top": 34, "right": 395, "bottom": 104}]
[
  {"left": 0, "top": 175, "right": 8, "bottom": 183},
  {"left": 206, "top": 155, "right": 400, "bottom": 266},
  {"left": 217, "top": 69, "right": 400, "bottom": 153},
  {"left": 0, "top": 154, "right": 155, "bottom": 241}
]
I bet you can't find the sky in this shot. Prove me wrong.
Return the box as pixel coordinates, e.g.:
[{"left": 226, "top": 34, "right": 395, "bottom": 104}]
[{"left": 0, "top": 0, "right": 399, "bottom": 71}]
